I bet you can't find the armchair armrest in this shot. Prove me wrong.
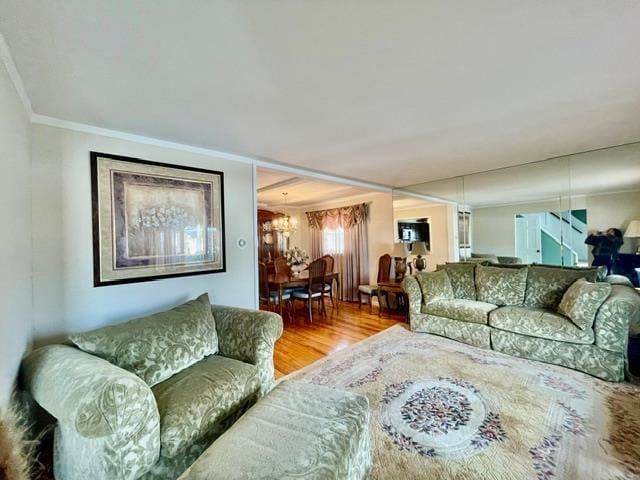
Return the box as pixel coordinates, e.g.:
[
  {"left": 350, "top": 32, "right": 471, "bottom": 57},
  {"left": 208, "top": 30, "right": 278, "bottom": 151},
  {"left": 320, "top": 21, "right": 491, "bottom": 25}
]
[
  {"left": 593, "top": 285, "right": 640, "bottom": 352},
  {"left": 21, "top": 345, "right": 160, "bottom": 480},
  {"left": 212, "top": 305, "right": 283, "bottom": 394},
  {"left": 401, "top": 276, "right": 422, "bottom": 315}
]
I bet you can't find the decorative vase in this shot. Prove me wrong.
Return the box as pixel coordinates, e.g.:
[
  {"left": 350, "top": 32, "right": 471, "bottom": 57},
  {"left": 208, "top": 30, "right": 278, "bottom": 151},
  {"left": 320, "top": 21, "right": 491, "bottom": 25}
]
[{"left": 290, "top": 264, "right": 303, "bottom": 276}]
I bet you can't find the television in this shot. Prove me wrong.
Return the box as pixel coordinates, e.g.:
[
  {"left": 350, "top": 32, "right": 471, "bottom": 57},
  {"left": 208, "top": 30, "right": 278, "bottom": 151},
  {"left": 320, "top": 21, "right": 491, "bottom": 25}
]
[{"left": 397, "top": 219, "right": 430, "bottom": 249}]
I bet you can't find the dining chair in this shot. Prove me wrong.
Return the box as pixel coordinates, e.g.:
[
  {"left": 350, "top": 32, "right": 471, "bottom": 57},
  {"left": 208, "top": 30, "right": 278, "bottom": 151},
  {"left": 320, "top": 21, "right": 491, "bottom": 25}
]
[
  {"left": 358, "top": 254, "right": 392, "bottom": 313},
  {"left": 292, "top": 258, "right": 327, "bottom": 322},
  {"left": 321, "top": 254, "right": 336, "bottom": 307},
  {"left": 274, "top": 257, "right": 290, "bottom": 275},
  {"left": 259, "top": 262, "right": 292, "bottom": 316}
]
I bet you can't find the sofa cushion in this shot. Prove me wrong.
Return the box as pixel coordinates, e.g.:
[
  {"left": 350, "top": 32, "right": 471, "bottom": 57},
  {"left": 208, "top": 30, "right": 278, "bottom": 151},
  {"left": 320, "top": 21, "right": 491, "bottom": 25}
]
[
  {"left": 559, "top": 278, "right": 611, "bottom": 330},
  {"left": 70, "top": 293, "right": 218, "bottom": 386},
  {"left": 489, "top": 306, "right": 594, "bottom": 344},
  {"left": 476, "top": 265, "right": 528, "bottom": 306},
  {"left": 437, "top": 263, "right": 476, "bottom": 300},
  {"left": 524, "top": 266, "right": 599, "bottom": 310},
  {"left": 422, "top": 299, "right": 498, "bottom": 325},
  {"left": 415, "top": 270, "right": 454, "bottom": 305},
  {"left": 152, "top": 355, "right": 260, "bottom": 459},
  {"left": 179, "top": 380, "right": 372, "bottom": 480}
]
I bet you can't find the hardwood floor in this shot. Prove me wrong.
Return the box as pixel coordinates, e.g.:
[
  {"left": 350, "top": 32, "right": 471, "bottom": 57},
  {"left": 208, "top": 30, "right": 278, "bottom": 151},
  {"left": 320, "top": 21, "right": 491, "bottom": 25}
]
[{"left": 271, "top": 299, "right": 406, "bottom": 377}]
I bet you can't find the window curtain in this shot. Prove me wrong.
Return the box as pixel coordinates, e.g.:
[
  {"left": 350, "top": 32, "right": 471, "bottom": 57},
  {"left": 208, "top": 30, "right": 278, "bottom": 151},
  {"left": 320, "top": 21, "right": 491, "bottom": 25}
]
[
  {"left": 310, "top": 228, "right": 323, "bottom": 260},
  {"left": 305, "top": 203, "right": 369, "bottom": 301}
]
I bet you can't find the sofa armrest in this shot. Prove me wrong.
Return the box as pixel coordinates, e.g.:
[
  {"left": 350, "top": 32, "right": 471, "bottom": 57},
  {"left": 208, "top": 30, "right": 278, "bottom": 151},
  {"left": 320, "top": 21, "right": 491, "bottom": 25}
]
[
  {"left": 21, "top": 345, "right": 160, "bottom": 479},
  {"left": 401, "top": 276, "right": 422, "bottom": 315},
  {"left": 212, "top": 305, "right": 283, "bottom": 394},
  {"left": 593, "top": 285, "right": 640, "bottom": 352}
]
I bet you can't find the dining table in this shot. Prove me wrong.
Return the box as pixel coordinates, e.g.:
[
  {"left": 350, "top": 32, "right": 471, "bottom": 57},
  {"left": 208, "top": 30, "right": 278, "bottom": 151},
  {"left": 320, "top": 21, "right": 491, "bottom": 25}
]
[{"left": 267, "top": 270, "right": 341, "bottom": 317}]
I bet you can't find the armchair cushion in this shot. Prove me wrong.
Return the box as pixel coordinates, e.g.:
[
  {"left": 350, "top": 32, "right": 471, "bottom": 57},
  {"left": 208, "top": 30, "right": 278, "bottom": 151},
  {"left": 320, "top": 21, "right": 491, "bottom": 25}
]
[
  {"left": 559, "top": 278, "right": 611, "bottom": 330},
  {"left": 70, "top": 293, "right": 218, "bottom": 387},
  {"left": 358, "top": 285, "right": 377, "bottom": 294},
  {"left": 152, "top": 355, "right": 260, "bottom": 459},
  {"left": 415, "top": 270, "right": 454, "bottom": 305},
  {"left": 476, "top": 265, "right": 528, "bottom": 306}
]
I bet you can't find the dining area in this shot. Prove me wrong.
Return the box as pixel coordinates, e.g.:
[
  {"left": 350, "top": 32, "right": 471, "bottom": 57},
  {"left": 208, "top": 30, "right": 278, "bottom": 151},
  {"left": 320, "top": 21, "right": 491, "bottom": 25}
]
[{"left": 259, "top": 248, "right": 341, "bottom": 322}]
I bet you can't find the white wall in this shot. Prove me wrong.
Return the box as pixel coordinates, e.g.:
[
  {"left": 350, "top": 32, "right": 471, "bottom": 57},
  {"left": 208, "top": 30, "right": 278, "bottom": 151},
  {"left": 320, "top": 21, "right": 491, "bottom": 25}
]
[
  {"left": 471, "top": 191, "right": 640, "bottom": 256},
  {"left": 0, "top": 61, "right": 32, "bottom": 406},
  {"left": 297, "top": 192, "right": 394, "bottom": 282},
  {"left": 394, "top": 203, "right": 455, "bottom": 271},
  {"left": 31, "top": 125, "right": 257, "bottom": 345}
]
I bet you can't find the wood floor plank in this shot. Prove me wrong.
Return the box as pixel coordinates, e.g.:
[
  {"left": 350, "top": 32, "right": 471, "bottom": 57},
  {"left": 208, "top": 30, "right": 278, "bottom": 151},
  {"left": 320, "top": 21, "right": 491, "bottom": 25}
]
[{"left": 270, "top": 300, "right": 405, "bottom": 377}]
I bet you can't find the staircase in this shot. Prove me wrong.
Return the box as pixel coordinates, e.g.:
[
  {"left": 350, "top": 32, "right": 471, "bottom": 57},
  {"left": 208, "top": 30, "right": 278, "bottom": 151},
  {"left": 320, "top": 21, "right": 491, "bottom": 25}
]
[{"left": 540, "top": 211, "right": 587, "bottom": 265}]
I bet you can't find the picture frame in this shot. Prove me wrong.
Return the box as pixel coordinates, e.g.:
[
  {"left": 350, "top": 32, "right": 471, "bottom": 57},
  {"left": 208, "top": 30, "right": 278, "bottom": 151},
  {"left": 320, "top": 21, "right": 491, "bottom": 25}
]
[{"left": 91, "top": 152, "right": 225, "bottom": 286}]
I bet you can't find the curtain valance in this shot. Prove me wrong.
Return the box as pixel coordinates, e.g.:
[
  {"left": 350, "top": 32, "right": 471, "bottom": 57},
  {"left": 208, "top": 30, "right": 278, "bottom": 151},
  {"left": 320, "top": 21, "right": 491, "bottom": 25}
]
[{"left": 305, "top": 203, "right": 368, "bottom": 230}]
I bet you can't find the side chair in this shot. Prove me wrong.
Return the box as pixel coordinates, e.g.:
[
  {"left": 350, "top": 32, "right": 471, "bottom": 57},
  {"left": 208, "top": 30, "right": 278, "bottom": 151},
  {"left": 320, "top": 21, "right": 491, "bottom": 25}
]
[{"left": 292, "top": 258, "right": 327, "bottom": 322}]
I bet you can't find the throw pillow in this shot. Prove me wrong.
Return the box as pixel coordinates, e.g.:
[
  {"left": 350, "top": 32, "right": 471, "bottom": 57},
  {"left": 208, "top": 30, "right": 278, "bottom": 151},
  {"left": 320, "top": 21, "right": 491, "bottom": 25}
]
[
  {"left": 440, "top": 263, "right": 476, "bottom": 300},
  {"left": 476, "top": 265, "right": 528, "bottom": 306},
  {"left": 415, "top": 270, "right": 454, "bottom": 305},
  {"left": 524, "top": 266, "right": 599, "bottom": 310},
  {"left": 558, "top": 278, "right": 611, "bottom": 330},
  {"left": 70, "top": 293, "right": 217, "bottom": 386}
]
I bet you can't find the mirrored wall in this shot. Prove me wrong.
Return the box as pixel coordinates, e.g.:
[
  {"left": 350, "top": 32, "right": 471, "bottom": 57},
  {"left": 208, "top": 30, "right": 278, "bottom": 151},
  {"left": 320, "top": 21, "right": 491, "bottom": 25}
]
[{"left": 393, "top": 142, "right": 640, "bottom": 285}]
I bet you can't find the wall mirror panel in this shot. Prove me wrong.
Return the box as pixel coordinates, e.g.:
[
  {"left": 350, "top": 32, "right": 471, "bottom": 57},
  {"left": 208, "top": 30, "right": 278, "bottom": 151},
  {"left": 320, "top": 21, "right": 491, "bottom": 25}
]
[{"left": 396, "top": 142, "right": 640, "bottom": 285}]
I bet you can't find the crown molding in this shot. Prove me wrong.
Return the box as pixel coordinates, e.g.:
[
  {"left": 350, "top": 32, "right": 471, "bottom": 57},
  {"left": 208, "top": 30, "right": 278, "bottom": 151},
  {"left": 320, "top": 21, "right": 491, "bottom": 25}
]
[
  {"left": 31, "top": 114, "right": 393, "bottom": 193},
  {"left": 31, "top": 114, "right": 256, "bottom": 164},
  {"left": 0, "top": 32, "right": 33, "bottom": 117}
]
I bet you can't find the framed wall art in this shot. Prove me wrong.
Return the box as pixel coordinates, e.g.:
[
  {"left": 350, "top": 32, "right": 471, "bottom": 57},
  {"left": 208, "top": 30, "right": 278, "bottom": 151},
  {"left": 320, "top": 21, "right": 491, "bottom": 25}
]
[{"left": 91, "top": 152, "right": 225, "bottom": 286}]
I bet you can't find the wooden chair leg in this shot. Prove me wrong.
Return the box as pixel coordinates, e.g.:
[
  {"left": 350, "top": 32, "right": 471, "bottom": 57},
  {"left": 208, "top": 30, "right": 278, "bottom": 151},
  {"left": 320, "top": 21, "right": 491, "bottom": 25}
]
[
  {"left": 368, "top": 293, "right": 373, "bottom": 314},
  {"left": 358, "top": 290, "right": 362, "bottom": 308},
  {"left": 308, "top": 299, "right": 313, "bottom": 323},
  {"left": 321, "top": 295, "right": 327, "bottom": 317}
]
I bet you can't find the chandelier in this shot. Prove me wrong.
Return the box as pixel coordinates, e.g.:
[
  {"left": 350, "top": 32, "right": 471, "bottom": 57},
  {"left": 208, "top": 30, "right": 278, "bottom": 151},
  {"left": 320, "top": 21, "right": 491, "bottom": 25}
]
[{"left": 272, "top": 192, "right": 297, "bottom": 237}]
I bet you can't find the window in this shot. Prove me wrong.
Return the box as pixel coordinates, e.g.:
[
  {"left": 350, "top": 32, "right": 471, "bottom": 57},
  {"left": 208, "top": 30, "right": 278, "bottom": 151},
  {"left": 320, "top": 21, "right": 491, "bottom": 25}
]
[{"left": 323, "top": 227, "right": 345, "bottom": 254}]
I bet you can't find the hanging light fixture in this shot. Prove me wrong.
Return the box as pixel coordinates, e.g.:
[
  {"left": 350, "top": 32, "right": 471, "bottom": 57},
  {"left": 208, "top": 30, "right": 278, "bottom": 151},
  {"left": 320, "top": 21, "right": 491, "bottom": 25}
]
[{"left": 272, "top": 192, "right": 297, "bottom": 237}]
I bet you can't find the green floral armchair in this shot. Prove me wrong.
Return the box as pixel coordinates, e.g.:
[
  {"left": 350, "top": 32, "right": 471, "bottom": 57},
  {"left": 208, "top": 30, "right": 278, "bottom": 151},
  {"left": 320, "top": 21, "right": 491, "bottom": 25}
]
[{"left": 21, "top": 301, "right": 283, "bottom": 480}]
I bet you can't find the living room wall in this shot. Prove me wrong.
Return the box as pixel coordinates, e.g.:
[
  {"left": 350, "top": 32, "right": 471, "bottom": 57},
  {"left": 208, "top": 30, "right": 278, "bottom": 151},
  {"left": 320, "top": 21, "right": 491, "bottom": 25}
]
[
  {"left": 0, "top": 60, "right": 32, "bottom": 406},
  {"left": 30, "top": 124, "right": 257, "bottom": 345}
]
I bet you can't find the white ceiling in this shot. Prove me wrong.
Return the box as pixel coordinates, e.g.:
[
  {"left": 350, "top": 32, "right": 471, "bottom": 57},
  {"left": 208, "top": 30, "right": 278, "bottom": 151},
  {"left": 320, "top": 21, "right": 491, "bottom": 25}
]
[
  {"left": 3, "top": 1, "right": 640, "bottom": 187},
  {"left": 257, "top": 168, "right": 369, "bottom": 208}
]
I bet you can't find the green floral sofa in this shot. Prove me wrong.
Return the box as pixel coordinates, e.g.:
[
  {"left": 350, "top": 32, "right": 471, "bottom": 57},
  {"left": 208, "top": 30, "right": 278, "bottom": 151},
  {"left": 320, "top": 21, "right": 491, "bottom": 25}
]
[
  {"left": 21, "top": 294, "right": 283, "bottom": 480},
  {"left": 401, "top": 264, "right": 640, "bottom": 381}
]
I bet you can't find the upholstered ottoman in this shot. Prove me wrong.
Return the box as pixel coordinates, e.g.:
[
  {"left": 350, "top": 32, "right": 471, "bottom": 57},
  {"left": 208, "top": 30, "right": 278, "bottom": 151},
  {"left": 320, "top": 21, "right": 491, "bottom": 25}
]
[{"left": 179, "top": 380, "right": 372, "bottom": 480}]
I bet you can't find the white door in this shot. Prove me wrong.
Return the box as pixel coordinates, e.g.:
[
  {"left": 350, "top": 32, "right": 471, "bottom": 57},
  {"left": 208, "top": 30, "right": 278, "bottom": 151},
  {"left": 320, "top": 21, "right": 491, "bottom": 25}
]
[{"left": 515, "top": 214, "right": 541, "bottom": 263}]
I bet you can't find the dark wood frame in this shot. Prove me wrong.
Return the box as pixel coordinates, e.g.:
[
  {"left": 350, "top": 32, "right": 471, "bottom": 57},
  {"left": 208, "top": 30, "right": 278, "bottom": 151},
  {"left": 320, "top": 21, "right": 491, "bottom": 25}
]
[{"left": 90, "top": 151, "right": 226, "bottom": 287}]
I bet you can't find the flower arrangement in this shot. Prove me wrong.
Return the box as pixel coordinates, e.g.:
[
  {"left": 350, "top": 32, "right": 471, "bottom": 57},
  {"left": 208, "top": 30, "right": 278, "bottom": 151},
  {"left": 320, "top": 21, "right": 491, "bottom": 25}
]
[
  {"left": 132, "top": 205, "right": 196, "bottom": 230},
  {"left": 284, "top": 246, "right": 309, "bottom": 267}
]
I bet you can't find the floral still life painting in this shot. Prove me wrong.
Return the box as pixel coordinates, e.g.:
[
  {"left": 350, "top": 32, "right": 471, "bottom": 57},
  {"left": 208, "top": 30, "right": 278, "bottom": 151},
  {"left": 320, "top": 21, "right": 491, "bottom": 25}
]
[{"left": 91, "top": 152, "right": 225, "bottom": 286}]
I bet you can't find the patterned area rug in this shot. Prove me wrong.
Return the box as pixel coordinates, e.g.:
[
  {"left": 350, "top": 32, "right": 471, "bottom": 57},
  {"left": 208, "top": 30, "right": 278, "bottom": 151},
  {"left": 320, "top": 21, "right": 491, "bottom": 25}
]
[{"left": 287, "top": 325, "right": 640, "bottom": 479}]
